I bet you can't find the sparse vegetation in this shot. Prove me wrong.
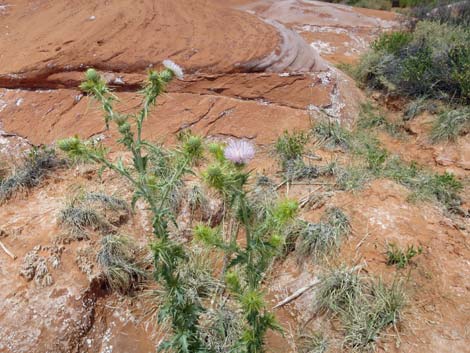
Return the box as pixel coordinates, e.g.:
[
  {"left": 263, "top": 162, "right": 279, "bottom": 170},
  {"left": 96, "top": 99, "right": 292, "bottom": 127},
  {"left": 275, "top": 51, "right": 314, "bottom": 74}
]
[
  {"left": 320, "top": 0, "right": 392, "bottom": 10},
  {"left": 316, "top": 267, "right": 406, "bottom": 352},
  {"left": 284, "top": 158, "right": 319, "bottom": 182},
  {"left": 334, "top": 164, "right": 373, "bottom": 191},
  {"left": 297, "top": 331, "right": 328, "bottom": 353},
  {"left": 275, "top": 130, "right": 309, "bottom": 169},
  {"left": 0, "top": 147, "right": 63, "bottom": 202},
  {"left": 312, "top": 120, "right": 352, "bottom": 150},
  {"left": 317, "top": 113, "right": 464, "bottom": 211},
  {"left": 357, "top": 103, "right": 401, "bottom": 136},
  {"left": 58, "top": 191, "right": 129, "bottom": 240},
  {"left": 386, "top": 243, "right": 422, "bottom": 269}
]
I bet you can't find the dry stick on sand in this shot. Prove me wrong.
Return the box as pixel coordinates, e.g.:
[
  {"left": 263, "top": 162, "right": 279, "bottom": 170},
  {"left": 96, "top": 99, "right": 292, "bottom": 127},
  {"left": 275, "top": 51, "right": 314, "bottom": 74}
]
[
  {"left": 0, "top": 240, "right": 17, "bottom": 260},
  {"left": 273, "top": 278, "right": 321, "bottom": 309},
  {"left": 273, "top": 264, "right": 364, "bottom": 309}
]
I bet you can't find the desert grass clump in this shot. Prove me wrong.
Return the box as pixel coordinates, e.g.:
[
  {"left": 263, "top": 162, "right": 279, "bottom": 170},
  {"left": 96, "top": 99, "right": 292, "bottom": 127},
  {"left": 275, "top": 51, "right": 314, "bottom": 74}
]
[
  {"left": 313, "top": 120, "right": 352, "bottom": 151},
  {"left": 429, "top": 106, "right": 470, "bottom": 143},
  {"left": 186, "top": 183, "right": 209, "bottom": 216},
  {"left": 386, "top": 243, "right": 422, "bottom": 269},
  {"left": 411, "top": 172, "right": 463, "bottom": 211},
  {"left": 199, "top": 306, "right": 244, "bottom": 353},
  {"left": 84, "top": 192, "right": 129, "bottom": 212},
  {"left": 403, "top": 96, "right": 431, "bottom": 121},
  {"left": 0, "top": 147, "right": 62, "bottom": 202},
  {"left": 335, "top": 164, "right": 373, "bottom": 191},
  {"left": 58, "top": 191, "right": 128, "bottom": 240},
  {"left": 274, "top": 130, "right": 309, "bottom": 169},
  {"left": 316, "top": 266, "right": 363, "bottom": 314},
  {"left": 284, "top": 158, "right": 319, "bottom": 182},
  {"left": 248, "top": 176, "right": 278, "bottom": 221},
  {"left": 58, "top": 204, "right": 109, "bottom": 240},
  {"left": 97, "top": 234, "right": 147, "bottom": 294},
  {"left": 341, "top": 279, "right": 406, "bottom": 351},
  {"left": 297, "top": 331, "right": 328, "bottom": 353},
  {"left": 295, "top": 207, "right": 350, "bottom": 262},
  {"left": 316, "top": 267, "right": 406, "bottom": 351},
  {"left": 357, "top": 103, "right": 401, "bottom": 136}
]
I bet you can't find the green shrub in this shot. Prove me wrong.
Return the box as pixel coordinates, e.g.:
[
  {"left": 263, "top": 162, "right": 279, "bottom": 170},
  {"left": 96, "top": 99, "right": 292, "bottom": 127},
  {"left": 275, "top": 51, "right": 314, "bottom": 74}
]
[
  {"left": 354, "top": 0, "right": 392, "bottom": 10},
  {"left": 320, "top": 0, "right": 392, "bottom": 10},
  {"left": 449, "top": 45, "right": 470, "bottom": 100},
  {"left": 357, "top": 20, "right": 470, "bottom": 101},
  {"left": 372, "top": 31, "right": 413, "bottom": 54}
]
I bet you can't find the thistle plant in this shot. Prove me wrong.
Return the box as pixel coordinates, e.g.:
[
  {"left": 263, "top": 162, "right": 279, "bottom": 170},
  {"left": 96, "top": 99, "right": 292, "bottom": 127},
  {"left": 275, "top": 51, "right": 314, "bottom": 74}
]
[
  {"left": 59, "top": 63, "right": 210, "bottom": 352},
  {"left": 60, "top": 62, "right": 294, "bottom": 353},
  {"left": 199, "top": 141, "right": 298, "bottom": 353}
]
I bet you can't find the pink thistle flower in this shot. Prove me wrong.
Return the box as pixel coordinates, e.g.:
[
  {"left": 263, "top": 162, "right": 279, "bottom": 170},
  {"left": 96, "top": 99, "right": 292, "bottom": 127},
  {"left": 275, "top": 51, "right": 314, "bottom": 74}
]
[{"left": 224, "top": 139, "right": 255, "bottom": 165}]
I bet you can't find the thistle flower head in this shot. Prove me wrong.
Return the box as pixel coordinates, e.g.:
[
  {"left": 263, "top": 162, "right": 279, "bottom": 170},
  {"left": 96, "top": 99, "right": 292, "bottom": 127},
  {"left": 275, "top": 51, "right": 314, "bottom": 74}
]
[
  {"left": 162, "top": 59, "right": 184, "bottom": 80},
  {"left": 224, "top": 139, "right": 255, "bottom": 165}
]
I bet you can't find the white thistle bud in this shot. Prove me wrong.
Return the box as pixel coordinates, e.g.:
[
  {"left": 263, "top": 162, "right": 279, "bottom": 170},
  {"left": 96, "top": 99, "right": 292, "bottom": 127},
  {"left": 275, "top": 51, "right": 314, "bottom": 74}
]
[{"left": 162, "top": 59, "right": 184, "bottom": 80}]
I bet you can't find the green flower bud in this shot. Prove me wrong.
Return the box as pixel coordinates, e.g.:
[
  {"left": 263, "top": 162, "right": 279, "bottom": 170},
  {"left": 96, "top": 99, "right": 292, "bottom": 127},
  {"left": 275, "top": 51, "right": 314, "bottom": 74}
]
[
  {"left": 208, "top": 142, "right": 226, "bottom": 162},
  {"left": 148, "top": 70, "right": 159, "bottom": 82},
  {"left": 274, "top": 199, "right": 298, "bottom": 224},
  {"left": 183, "top": 135, "right": 203, "bottom": 160},
  {"left": 160, "top": 69, "right": 173, "bottom": 83},
  {"left": 85, "top": 68, "right": 100, "bottom": 82},
  {"left": 269, "top": 234, "right": 284, "bottom": 249},
  {"left": 225, "top": 270, "right": 241, "bottom": 293},
  {"left": 118, "top": 122, "right": 131, "bottom": 134},
  {"left": 204, "top": 164, "right": 225, "bottom": 191},
  {"left": 113, "top": 113, "right": 128, "bottom": 126},
  {"left": 193, "top": 224, "right": 220, "bottom": 245}
]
